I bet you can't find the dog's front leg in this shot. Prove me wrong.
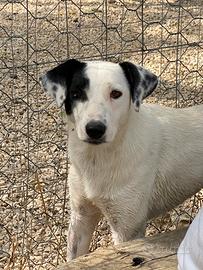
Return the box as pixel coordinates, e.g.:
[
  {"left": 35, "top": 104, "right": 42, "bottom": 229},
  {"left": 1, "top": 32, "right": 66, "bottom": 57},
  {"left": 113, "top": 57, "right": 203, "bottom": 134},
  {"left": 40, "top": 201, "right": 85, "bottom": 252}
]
[
  {"left": 111, "top": 220, "right": 146, "bottom": 245},
  {"left": 99, "top": 194, "right": 149, "bottom": 245},
  {"left": 67, "top": 199, "right": 101, "bottom": 261}
]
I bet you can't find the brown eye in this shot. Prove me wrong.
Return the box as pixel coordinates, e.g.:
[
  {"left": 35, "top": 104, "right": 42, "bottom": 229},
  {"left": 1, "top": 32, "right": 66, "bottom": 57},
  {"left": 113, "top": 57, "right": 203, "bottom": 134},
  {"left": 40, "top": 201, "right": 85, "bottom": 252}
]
[{"left": 110, "top": 90, "right": 122, "bottom": 99}]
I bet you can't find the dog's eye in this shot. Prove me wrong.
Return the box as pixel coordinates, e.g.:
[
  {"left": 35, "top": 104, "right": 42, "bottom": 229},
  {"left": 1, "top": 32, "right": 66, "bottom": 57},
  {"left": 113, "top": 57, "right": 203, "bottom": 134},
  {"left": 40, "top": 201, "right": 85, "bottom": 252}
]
[
  {"left": 110, "top": 90, "right": 122, "bottom": 99},
  {"left": 71, "top": 91, "right": 81, "bottom": 99}
]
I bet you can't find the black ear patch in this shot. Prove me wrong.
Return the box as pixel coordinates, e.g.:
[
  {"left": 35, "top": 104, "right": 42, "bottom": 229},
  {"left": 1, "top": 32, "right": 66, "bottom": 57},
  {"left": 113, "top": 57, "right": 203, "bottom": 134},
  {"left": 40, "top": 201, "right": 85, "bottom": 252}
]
[
  {"left": 43, "top": 59, "right": 88, "bottom": 115},
  {"left": 119, "top": 61, "right": 158, "bottom": 110}
]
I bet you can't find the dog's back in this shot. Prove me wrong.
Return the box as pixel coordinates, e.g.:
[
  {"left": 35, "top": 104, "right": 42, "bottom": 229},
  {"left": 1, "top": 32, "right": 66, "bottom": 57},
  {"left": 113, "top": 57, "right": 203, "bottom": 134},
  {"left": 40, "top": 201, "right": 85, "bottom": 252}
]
[{"left": 146, "top": 104, "right": 203, "bottom": 219}]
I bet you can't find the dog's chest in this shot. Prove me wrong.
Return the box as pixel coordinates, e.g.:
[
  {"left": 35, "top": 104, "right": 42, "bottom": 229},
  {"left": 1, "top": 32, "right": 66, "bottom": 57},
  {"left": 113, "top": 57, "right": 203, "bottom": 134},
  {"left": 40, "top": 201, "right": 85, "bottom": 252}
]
[
  {"left": 69, "top": 143, "right": 135, "bottom": 200},
  {"left": 78, "top": 153, "right": 119, "bottom": 198}
]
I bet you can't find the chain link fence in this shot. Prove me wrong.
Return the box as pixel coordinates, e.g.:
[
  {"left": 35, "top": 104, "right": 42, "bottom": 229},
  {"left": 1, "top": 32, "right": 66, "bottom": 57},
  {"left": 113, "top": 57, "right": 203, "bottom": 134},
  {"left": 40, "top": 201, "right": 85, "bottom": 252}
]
[{"left": 0, "top": 0, "right": 202, "bottom": 269}]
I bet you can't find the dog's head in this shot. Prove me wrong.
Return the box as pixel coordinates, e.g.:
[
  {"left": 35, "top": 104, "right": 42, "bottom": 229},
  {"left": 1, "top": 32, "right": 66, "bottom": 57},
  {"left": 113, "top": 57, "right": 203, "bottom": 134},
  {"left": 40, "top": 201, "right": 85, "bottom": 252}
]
[{"left": 40, "top": 59, "right": 158, "bottom": 144}]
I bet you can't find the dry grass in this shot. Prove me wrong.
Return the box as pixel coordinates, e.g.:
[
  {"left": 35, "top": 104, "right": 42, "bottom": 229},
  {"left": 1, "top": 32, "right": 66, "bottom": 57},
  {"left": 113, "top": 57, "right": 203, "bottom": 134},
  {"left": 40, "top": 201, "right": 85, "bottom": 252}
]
[{"left": 0, "top": 0, "right": 202, "bottom": 269}]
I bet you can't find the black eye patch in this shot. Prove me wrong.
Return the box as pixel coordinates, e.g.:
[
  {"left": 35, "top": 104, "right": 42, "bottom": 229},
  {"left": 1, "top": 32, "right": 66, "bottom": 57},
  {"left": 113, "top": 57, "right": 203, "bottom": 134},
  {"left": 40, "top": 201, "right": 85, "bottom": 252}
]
[
  {"left": 45, "top": 59, "right": 89, "bottom": 115},
  {"left": 70, "top": 90, "right": 83, "bottom": 101},
  {"left": 70, "top": 77, "right": 89, "bottom": 101},
  {"left": 65, "top": 72, "right": 89, "bottom": 115}
]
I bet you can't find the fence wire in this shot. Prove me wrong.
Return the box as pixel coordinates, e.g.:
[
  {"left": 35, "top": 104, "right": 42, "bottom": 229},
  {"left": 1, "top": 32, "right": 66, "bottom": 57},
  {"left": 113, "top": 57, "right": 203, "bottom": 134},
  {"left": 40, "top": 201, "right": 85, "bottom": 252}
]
[{"left": 0, "top": 0, "right": 202, "bottom": 269}]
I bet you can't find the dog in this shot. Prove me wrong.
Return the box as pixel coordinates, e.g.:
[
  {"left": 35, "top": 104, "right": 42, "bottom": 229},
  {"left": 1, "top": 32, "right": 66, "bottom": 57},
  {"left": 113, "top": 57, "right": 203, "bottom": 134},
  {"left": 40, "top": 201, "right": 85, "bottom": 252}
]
[{"left": 40, "top": 59, "right": 203, "bottom": 261}]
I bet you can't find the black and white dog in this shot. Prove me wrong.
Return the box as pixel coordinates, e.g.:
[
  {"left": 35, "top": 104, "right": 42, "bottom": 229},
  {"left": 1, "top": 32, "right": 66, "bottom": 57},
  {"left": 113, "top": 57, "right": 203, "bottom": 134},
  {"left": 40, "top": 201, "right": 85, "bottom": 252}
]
[{"left": 40, "top": 59, "right": 203, "bottom": 261}]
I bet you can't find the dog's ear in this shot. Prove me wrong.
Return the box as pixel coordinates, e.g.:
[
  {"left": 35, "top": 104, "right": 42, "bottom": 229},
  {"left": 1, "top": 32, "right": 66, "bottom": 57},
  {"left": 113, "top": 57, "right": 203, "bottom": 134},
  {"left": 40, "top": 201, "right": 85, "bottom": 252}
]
[
  {"left": 119, "top": 61, "right": 158, "bottom": 111},
  {"left": 40, "top": 59, "right": 85, "bottom": 107}
]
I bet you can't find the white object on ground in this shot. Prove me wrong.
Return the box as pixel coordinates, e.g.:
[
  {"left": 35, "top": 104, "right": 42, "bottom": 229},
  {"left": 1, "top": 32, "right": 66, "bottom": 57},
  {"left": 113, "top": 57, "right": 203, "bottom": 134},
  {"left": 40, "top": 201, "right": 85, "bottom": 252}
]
[{"left": 178, "top": 208, "right": 203, "bottom": 270}]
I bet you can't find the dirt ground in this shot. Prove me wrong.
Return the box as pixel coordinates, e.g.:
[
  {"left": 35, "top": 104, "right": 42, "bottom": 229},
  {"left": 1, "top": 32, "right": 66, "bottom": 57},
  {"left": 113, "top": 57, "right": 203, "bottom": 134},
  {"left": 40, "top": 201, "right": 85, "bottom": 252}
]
[{"left": 0, "top": 0, "right": 202, "bottom": 269}]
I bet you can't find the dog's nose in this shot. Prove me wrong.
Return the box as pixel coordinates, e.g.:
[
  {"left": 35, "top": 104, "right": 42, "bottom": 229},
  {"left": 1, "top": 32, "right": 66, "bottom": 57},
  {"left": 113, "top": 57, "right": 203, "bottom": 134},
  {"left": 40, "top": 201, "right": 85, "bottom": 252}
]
[{"left": 86, "top": 121, "right": 106, "bottom": 140}]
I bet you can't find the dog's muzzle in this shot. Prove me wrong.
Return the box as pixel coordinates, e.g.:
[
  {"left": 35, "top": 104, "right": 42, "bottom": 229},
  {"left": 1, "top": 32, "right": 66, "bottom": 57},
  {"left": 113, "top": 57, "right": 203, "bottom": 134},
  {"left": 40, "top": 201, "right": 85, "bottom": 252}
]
[{"left": 85, "top": 121, "right": 106, "bottom": 144}]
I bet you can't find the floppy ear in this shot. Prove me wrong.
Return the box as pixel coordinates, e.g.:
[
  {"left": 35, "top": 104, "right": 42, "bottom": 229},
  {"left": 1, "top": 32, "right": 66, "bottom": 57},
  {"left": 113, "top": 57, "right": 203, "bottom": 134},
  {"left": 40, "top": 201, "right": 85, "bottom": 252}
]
[
  {"left": 40, "top": 59, "right": 85, "bottom": 107},
  {"left": 119, "top": 61, "right": 158, "bottom": 111}
]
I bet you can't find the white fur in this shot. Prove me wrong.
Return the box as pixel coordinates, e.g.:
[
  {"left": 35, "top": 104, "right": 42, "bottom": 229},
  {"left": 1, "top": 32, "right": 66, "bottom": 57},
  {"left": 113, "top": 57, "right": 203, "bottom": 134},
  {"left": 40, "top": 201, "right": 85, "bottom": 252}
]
[
  {"left": 72, "top": 61, "right": 131, "bottom": 143},
  {"left": 42, "top": 61, "right": 203, "bottom": 261},
  {"left": 67, "top": 102, "right": 203, "bottom": 259}
]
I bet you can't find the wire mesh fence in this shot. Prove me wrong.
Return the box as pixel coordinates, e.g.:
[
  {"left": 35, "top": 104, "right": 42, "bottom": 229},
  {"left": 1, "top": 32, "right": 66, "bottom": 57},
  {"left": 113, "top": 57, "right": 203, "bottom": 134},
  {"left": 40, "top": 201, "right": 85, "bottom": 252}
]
[{"left": 0, "top": 0, "right": 202, "bottom": 269}]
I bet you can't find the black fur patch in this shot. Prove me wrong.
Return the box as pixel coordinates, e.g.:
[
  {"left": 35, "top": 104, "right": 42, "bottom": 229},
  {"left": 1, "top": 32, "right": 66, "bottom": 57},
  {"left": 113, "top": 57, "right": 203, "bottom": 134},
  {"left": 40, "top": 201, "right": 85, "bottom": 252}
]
[
  {"left": 52, "top": 85, "right": 57, "bottom": 92},
  {"left": 119, "top": 61, "right": 141, "bottom": 103},
  {"left": 119, "top": 61, "right": 158, "bottom": 103},
  {"left": 143, "top": 73, "right": 158, "bottom": 99},
  {"left": 46, "top": 59, "right": 88, "bottom": 115}
]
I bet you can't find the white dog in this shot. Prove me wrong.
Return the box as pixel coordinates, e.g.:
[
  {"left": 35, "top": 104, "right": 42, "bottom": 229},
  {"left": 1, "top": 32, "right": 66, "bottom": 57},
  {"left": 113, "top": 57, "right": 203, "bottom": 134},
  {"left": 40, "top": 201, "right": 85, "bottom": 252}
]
[{"left": 40, "top": 59, "right": 203, "bottom": 261}]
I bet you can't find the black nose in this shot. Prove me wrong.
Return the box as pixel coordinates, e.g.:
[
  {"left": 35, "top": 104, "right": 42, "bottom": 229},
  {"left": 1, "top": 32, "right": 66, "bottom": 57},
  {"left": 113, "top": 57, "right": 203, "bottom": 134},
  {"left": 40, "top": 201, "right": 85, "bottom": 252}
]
[{"left": 86, "top": 121, "right": 106, "bottom": 140}]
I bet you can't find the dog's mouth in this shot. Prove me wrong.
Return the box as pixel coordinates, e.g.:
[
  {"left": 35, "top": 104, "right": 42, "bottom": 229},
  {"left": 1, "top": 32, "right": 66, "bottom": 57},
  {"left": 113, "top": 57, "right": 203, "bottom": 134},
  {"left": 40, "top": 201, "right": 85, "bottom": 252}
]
[{"left": 84, "top": 138, "right": 106, "bottom": 145}]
